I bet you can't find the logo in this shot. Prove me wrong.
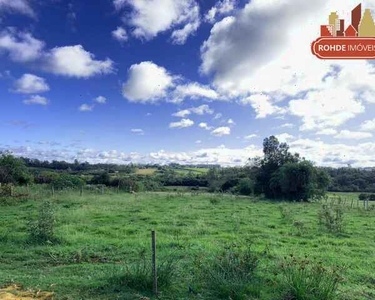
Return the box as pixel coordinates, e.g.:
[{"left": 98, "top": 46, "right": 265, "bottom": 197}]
[{"left": 312, "top": 4, "right": 375, "bottom": 59}]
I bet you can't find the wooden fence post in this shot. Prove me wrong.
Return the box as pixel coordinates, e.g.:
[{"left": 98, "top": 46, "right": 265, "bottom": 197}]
[
  {"left": 152, "top": 230, "right": 158, "bottom": 295},
  {"left": 52, "top": 185, "right": 55, "bottom": 198}
]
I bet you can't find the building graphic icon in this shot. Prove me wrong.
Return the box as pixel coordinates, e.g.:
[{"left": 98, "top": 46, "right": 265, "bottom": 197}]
[
  {"left": 313, "top": 3, "right": 375, "bottom": 59},
  {"left": 320, "top": 3, "right": 375, "bottom": 38}
]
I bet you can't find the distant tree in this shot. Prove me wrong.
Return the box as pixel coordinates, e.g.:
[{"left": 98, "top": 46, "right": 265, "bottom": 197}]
[
  {"left": 236, "top": 178, "right": 254, "bottom": 196},
  {"left": 359, "top": 194, "right": 369, "bottom": 201},
  {"left": 255, "top": 136, "right": 300, "bottom": 198},
  {"left": 269, "top": 161, "right": 330, "bottom": 201},
  {"left": 51, "top": 174, "right": 84, "bottom": 190},
  {"left": 90, "top": 172, "right": 111, "bottom": 186},
  {"left": 0, "top": 152, "right": 33, "bottom": 185}
]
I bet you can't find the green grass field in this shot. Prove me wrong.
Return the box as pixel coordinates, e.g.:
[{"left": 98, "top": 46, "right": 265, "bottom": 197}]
[{"left": 1, "top": 191, "right": 375, "bottom": 299}]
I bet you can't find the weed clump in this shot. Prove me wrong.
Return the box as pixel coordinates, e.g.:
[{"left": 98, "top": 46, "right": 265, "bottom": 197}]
[
  {"left": 278, "top": 255, "right": 343, "bottom": 300},
  {"left": 194, "top": 243, "right": 261, "bottom": 300},
  {"left": 318, "top": 204, "right": 345, "bottom": 234},
  {"left": 28, "top": 200, "right": 57, "bottom": 244}
]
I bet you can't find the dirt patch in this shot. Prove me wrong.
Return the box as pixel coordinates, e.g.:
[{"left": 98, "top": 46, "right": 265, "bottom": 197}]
[{"left": 0, "top": 285, "right": 53, "bottom": 300}]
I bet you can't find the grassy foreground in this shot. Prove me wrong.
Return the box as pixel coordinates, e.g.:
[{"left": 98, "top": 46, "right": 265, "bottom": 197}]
[{"left": 1, "top": 191, "right": 375, "bottom": 299}]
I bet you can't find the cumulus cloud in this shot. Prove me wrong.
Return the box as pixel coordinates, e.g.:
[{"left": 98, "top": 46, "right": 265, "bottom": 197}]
[
  {"left": 200, "top": 0, "right": 375, "bottom": 131},
  {"left": 244, "top": 134, "right": 258, "bottom": 140},
  {"left": 14, "top": 74, "right": 49, "bottom": 94},
  {"left": 172, "top": 83, "right": 219, "bottom": 103},
  {"left": 79, "top": 104, "right": 94, "bottom": 112},
  {"left": 199, "top": 122, "right": 213, "bottom": 130},
  {"left": 0, "top": 0, "right": 35, "bottom": 17},
  {"left": 316, "top": 128, "right": 338, "bottom": 136},
  {"left": 211, "top": 126, "right": 230, "bottom": 137},
  {"left": 169, "top": 118, "right": 194, "bottom": 129},
  {"left": 173, "top": 104, "right": 214, "bottom": 117},
  {"left": 115, "top": 0, "right": 200, "bottom": 44},
  {"left": 43, "top": 45, "right": 114, "bottom": 78},
  {"left": 276, "top": 133, "right": 295, "bottom": 143},
  {"left": 360, "top": 119, "right": 375, "bottom": 131},
  {"left": 334, "top": 130, "right": 373, "bottom": 140},
  {"left": 122, "top": 61, "right": 174, "bottom": 103},
  {"left": 240, "top": 94, "right": 286, "bottom": 119},
  {"left": 0, "top": 28, "right": 44, "bottom": 62},
  {"left": 95, "top": 96, "right": 107, "bottom": 104},
  {"left": 204, "top": 0, "right": 236, "bottom": 23},
  {"left": 112, "top": 26, "right": 128, "bottom": 43},
  {"left": 23, "top": 95, "right": 49, "bottom": 106},
  {"left": 0, "top": 29, "right": 115, "bottom": 79}
]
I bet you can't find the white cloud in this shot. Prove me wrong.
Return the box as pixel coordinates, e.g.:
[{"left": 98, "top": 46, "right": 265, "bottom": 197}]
[
  {"left": 0, "top": 28, "right": 44, "bottom": 62},
  {"left": 131, "top": 128, "right": 145, "bottom": 135},
  {"left": 240, "top": 94, "right": 286, "bottom": 119},
  {"left": 244, "top": 134, "right": 258, "bottom": 140},
  {"left": 276, "top": 133, "right": 295, "bottom": 143},
  {"left": 211, "top": 126, "right": 230, "bottom": 137},
  {"left": 334, "top": 130, "right": 373, "bottom": 140},
  {"left": 316, "top": 128, "right": 338, "bottom": 136},
  {"left": 112, "top": 26, "right": 128, "bottom": 43},
  {"left": 227, "top": 118, "right": 235, "bottom": 125},
  {"left": 172, "top": 83, "right": 219, "bottom": 103},
  {"left": 200, "top": 0, "right": 375, "bottom": 131},
  {"left": 23, "top": 95, "right": 48, "bottom": 106},
  {"left": 169, "top": 118, "right": 194, "bottom": 129},
  {"left": 360, "top": 119, "right": 375, "bottom": 131},
  {"left": 44, "top": 45, "right": 114, "bottom": 78},
  {"left": 172, "top": 104, "right": 214, "bottom": 118},
  {"left": 119, "top": 0, "right": 200, "bottom": 44},
  {"left": 280, "top": 123, "right": 294, "bottom": 129},
  {"left": 79, "top": 104, "right": 94, "bottom": 112},
  {"left": 0, "top": 0, "right": 34, "bottom": 17},
  {"left": 199, "top": 122, "right": 213, "bottom": 130},
  {"left": 195, "top": 140, "right": 202, "bottom": 144},
  {"left": 204, "top": 0, "right": 236, "bottom": 23},
  {"left": 95, "top": 96, "right": 107, "bottom": 104},
  {"left": 213, "top": 113, "right": 222, "bottom": 120},
  {"left": 0, "top": 29, "right": 115, "bottom": 79},
  {"left": 14, "top": 74, "right": 49, "bottom": 94},
  {"left": 122, "top": 61, "right": 174, "bottom": 103}
]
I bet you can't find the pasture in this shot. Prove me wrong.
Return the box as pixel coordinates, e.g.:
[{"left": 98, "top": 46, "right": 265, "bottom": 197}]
[{"left": 1, "top": 190, "right": 375, "bottom": 299}]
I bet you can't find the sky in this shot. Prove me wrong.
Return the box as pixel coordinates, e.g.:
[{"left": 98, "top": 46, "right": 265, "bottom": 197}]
[{"left": 1, "top": 0, "right": 375, "bottom": 167}]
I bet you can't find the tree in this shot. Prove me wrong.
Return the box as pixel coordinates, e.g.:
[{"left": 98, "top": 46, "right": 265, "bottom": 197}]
[
  {"left": 255, "top": 136, "right": 300, "bottom": 198},
  {"left": 0, "top": 152, "right": 33, "bottom": 185},
  {"left": 269, "top": 161, "right": 330, "bottom": 201}
]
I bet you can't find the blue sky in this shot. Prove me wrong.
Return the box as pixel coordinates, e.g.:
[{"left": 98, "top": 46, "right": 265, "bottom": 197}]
[{"left": 1, "top": 0, "right": 375, "bottom": 167}]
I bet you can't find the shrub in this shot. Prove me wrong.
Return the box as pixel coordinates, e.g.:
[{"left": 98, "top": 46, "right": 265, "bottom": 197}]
[
  {"left": 279, "top": 205, "right": 293, "bottom": 223},
  {"left": 195, "top": 243, "right": 261, "bottom": 300},
  {"left": 278, "top": 255, "right": 342, "bottom": 300},
  {"left": 209, "top": 198, "right": 220, "bottom": 205},
  {"left": 0, "top": 152, "right": 33, "bottom": 185},
  {"left": 235, "top": 178, "right": 254, "bottom": 196},
  {"left": 318, "top": 204, "right": 345, "bottom": 234},
  {"left": 90, "top": 172, "right": 111, "bottom": 186},
  {"left": 370, "top": 194, "right": 375, "bottom": 201},
  {"left": 51, "top": 174, "right": 85, "bottom": 190},
  {"left": 359, "top": 193, "right": 369, "bottom": 201},
  {"left": 28, "top": 201, "right": 57, "bottom": 244}
]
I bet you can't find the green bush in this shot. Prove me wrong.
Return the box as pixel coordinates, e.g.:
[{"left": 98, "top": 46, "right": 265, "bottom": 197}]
[
  {"left": 0, "top": 152, "right": 33, "bottom": 185},
  {"left": 51, "top": 174, "right": 85, "bottom": 190},
  {"left": 318, "top": 204, "right": 345, "bottom": 234},
  {"left": 28, "top": 201, "right": 57, "bottom": 244},
  {"left": 278, "top": 255, "right": 342, "bottom": 300},
  {"left": 195, "top": 243, "right": 261, "bottom": 300},
  {"left": 235, "top": 178, "right": 254, "bottom": 196},
  {"left": 358, "top": 193, "right": 369, "bottom": 201}
]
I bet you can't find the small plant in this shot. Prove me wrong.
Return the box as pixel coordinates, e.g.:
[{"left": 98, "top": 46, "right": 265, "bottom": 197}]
[
  {"left": 209, "top": 198, "right": 220, "bottom": 205},
  {"left": 28, "top": 201, "right": 57, "bottom": 244},
  {"left": 195, "top": 243, "right": 261, "bottom": 300},
  {"left": 111, "top": 249, "right": 179, "bottom": 292},
  {"left": 278, "top": 255, "right": 343, "bottom": 300},
  {"left": 318, "top": 204, "right": 345, "bottom": 234},
  {"left": 293, "top": 220, "right": 306, "bottom": 236},
  {"left": 279, "top": 205, "right": 293, "bottom": 223}
]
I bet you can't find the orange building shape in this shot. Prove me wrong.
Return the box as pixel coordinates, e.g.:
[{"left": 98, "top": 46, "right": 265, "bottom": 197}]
[
  {"left": 321, "top": 25, "right": 334, "bottom": 37},
  {"left": 359, "top": 9, "right": 375, "bottom": 37},
  {"left": 345, "top": 24, "right": 358, "bottom": 37},
  {"left": 352, "top": 4, "right": 362, "bottom": 31}
]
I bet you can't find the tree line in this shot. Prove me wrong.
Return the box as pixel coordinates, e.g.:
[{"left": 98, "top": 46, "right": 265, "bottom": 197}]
[{"left": 2, "top": 136, "right": 373, "bottom": 201}]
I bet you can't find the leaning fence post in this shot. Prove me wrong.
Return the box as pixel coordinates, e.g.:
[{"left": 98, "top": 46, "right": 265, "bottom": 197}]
[{"left": 151, "top": 230, "right": 158, "bottom": 295}]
